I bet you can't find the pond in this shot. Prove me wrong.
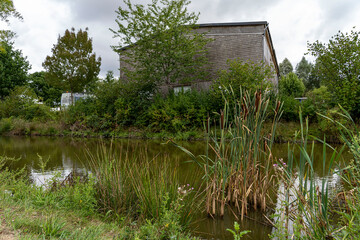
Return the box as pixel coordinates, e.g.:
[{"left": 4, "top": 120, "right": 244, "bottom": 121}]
[{"left": 0, "top": 136, "right": 350, "bottom": 239}]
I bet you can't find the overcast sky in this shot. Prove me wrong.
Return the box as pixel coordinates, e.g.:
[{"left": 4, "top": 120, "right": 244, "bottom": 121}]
[{"left": 2, "top": 0, "right": 360, "bottom": 77}]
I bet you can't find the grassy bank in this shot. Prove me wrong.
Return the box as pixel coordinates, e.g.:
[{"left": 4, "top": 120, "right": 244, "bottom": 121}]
[
  {"left": 0, "top": 116, "right": 349, "bottom": 143},
  {"left": 0, "top": 153, "right": 199, "bottom": 240}
]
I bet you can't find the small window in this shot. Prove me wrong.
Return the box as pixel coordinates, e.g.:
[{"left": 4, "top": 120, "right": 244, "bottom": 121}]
[{"left": 174, "top": 86, "right": 191, "bottom": 94}]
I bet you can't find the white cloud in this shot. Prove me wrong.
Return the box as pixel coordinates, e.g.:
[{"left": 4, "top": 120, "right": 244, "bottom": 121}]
[
  {"left": 3, "top": 0, "right": 360, "bottom": 77},
  {"left": 6, "top": 0, "right": 72, "bottom": 72}
]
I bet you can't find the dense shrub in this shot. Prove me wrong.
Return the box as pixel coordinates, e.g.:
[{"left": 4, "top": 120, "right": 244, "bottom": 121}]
[
  {"left": 65, "top": 80, "right": 154, "bottom": 131},
  {"left": 302, "top": 86, "right": 335, "bottom": 121},
  {"left": 0, "top": 118, "right": 12, "bottom": 134},
  {"left": 280, "top": 95, "right": 300, "bottom": 122},
  {"left": 213, "top": 59, "right": 274, "bottom": 93},
  {"left": 145, "top": 90, "right": 211, "bottom": 132},
  {"left": 0, "top": 86, "right": 55, "bottom": 121},
  {"left": 279, "top": 72, "right": 305, "bottom": 97},
  {"left": 66, "top": 98, "right": 98, "bottom": 123},
  {"left": 210, "top": 59, "right": 275, "bottom": 111}
]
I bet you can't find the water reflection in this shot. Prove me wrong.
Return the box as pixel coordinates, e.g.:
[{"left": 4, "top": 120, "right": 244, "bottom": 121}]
[
  {"left": 271, "top": 167, "right": 344, "bottom": 238},
  {"left": 0, "top": 136, "right": 350, "bottom": 240}
]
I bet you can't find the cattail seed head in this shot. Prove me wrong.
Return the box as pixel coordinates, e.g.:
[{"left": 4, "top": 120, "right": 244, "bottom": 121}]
[
  {"left": 275, "top": 100, "right": 281, "bottom": 114},
  {"left": 220, "top": 110, "right": 224, "bottom": 130}
]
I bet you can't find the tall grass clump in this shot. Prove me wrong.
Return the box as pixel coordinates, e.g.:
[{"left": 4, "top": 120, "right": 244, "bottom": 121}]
[
  {"left": 321, "top": 106, "right": 360, "bottom": 238},
  {"left": 173, "top": 88, "right": 282, "bottom": 219},
  {"left": 271, "top": 110, "right": 344, "bottom": 239},
  {"left": 87, "top": 142, "right": 200, "bottom": 227},
  {"left": 86, "top": 143, "right": 135, "bottom": 217}
]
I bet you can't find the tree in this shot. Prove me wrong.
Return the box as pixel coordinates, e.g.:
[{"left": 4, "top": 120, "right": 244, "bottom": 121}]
[
  {"left": 295, "top": 56, "right": 313, "bottom": 91},
  {"left": 212, "top": 59, "right": 274, "bottom": 94},
  {"left": 0, "top": 0, "right": 22, "bottom": 23},
  {"left": 306, "top": 60, "right": 321, "bottom": 90},
  {"left": 279, "top": 72, "right": 305, "bottom": 97},
  {"left": 104, "top": 71, "right": 116, "bottom": 84},
  {"left": 279, "top": 58, "right": 293, "bottom": 76},
  {"left": 43, "top": 28, "right": 101, "bottom": 99},
  {"left": 1, "top": 0, "right": 22, "bottom": 51},
  {"left": 0, "top": 39, "right": 30, "bottom": 98},
  {"left": 308, "top": 28, "right": 360, "bottom": 116},
  {"left": 28, "top": 71, "right": 62, "bottom": 107},
  {"left": 112, "top": 0, "right": 211, "bottom": 93}
]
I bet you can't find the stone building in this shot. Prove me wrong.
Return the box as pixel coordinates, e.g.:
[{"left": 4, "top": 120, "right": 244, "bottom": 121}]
[{"left": 119, "top": 21, "right": 279, "bottom": 93}]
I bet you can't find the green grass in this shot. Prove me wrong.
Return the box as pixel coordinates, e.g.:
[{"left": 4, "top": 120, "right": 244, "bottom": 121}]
[
  {"left": 0, "top": 154, "right": 199, "bottom": 239},
  {"left": 86, "top": 142, "right": 202, "bottom": 227},
  {"left": 1, "top": 115, "right": 352, "bottom": 144}
]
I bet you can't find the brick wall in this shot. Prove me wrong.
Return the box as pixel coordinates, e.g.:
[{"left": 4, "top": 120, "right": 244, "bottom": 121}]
[{"left": 119, "top": 23, "right": 279, "bottom": 93}]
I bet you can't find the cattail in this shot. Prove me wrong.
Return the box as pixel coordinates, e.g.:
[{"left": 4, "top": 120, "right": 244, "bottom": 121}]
[
  {"left": 264, "top": 140, "right": 268, "bottom": 152},
  {"left": 206, "top": 115, "right": 210, "bottom": 133},
  {"left": 275, "top": 100, "right": 281, "bottom": 115},
  {"left": 220, "top": 110, "right": 224, "bottom": 130},
  {"left": 255, "top": 90, "right": 262, "bottom": 113},
  {"left": 242, "top": 97, "right": 249, "bottom": 119}
]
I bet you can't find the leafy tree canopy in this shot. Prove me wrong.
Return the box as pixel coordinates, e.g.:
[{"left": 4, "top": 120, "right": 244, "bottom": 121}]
[
  {"left": 210, "top": 59, "right": 274, "bottom": 112},
  {"left": 0, "top": 0, "right": 22, "bottom": 22},
  {"left": 279, "top": 72, "right": 305, "bottom": 97},
  {"left": 213, "top": 59, "right": 274, "bottom": 94},
  {"left": 295, "top": 56, "right": 314, "bottom": 91},
  {"left": 28, "top": 71, "right": 63, "bottom": 107},
  {"left": 0, "top": 0, "right": 22, "bottom": 51},
  {"left": 308, "top": 28, "right": 360, "bottom": 116},
  {"left": 0, "top": 39, "right": 30, "bottom": 98},
  {"left": 43, "top": 28, "right": 101, "bottom": 94},
  {"left": 305, "top": 60, "right": 321, "bottom": 91},
  {"left": 112, "top": 0, "right": 211, "bottom": 93},
  {"left": 279, "top": 58, "right": 293, "bottom": 76}
]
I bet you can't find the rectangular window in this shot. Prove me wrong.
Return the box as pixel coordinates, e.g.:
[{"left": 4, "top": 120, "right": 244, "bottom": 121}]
[{"left": 173, "top": 86, "right": 191, "bottom": 94}]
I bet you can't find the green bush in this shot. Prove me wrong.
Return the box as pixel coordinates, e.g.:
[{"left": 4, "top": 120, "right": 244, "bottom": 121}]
[
  {"left": 279, "top": 72, "right": 305, "bottom": 97},
  {"left": 317, "top": 107, "right": 350, "bottom": 141},
  {"left": 210, "top": 59, "right": 275, "bottom": 111},
  {"left": 298, "top": 86, "right": 335, "bottom": 123},
  {"left": 0, "top": 118, "right": 13, "bottom": 134},
  {"left": 280, "top": 95, "right": 300, "bottom": 121},
  {"left": 0, "top": 86, "right": 55, "bottom": 121},
  {"left": 145, "top": 91, "right": 210, "bottom": 132},
  {"left": 23, "top": 104, "right": 55, "bottom": 121},
  {"left": 212, "top": 59, "right": 274, "bottom": 94},
  {"left": 66, "top": 98, "right": 97, "bottom": 123}
]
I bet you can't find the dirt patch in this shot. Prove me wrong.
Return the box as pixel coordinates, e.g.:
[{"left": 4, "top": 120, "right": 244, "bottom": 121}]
[
  {"left": 0, "top": 214, "right": 16, "bottom": 240},
  {"left": 0, "top": 223, "right": 16, "bottom": 240}
]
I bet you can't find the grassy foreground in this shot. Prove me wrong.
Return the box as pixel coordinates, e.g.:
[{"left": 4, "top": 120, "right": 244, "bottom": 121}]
[{"left": 0, "top": 155, "right": 199, "bottom": 240}]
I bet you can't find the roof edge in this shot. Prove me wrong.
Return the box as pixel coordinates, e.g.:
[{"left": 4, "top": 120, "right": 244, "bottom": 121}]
[
  {"left": 264, "top": 23, "right": 280, "bottom": 77},
  {"left": 196, "top": 21, "right": 268, "bottom": 28}
]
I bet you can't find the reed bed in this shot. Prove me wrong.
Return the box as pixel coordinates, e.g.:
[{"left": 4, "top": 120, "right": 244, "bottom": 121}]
[
  {"left": 271, "top": 111, "right": 346, "bottom": 239},
  {"left": 174, "top": 88, "right": 282, "bottom": 219},
  {"left": 86, "top": 141, "right": 200, "bottom": 226}
]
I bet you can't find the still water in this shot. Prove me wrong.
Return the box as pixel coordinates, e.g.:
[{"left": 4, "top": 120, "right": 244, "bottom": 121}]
[{"left": 0, "top": 136, "right": 350, "bottom": 239}]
